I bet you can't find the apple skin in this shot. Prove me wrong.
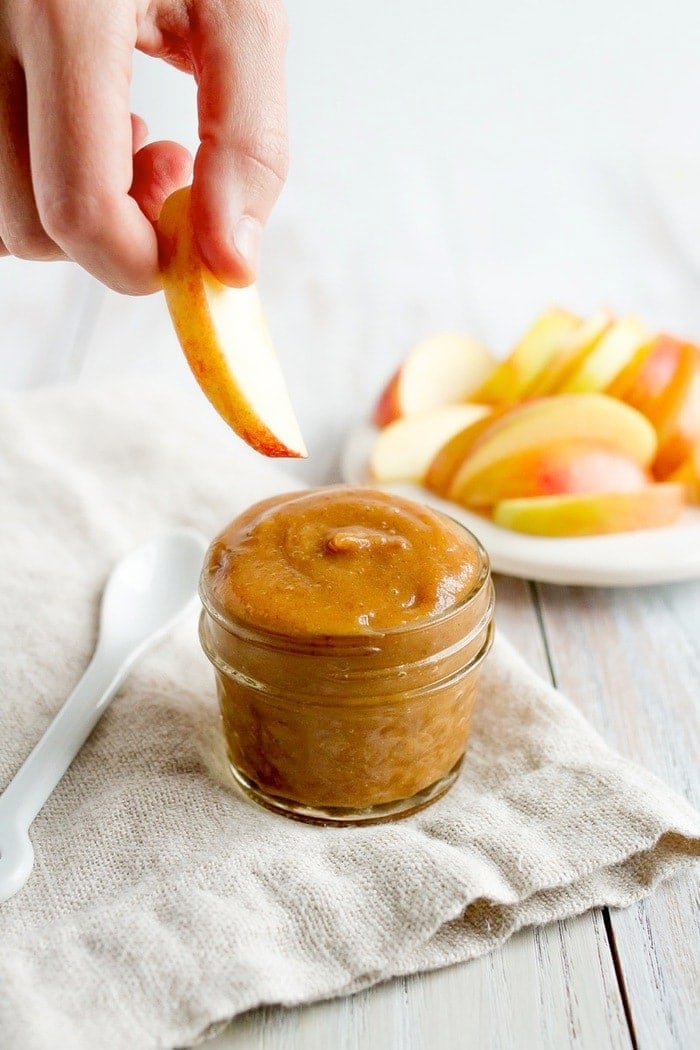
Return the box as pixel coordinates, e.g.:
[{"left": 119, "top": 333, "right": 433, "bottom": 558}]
[
  {"left": 472, "top": 308, "right": 580, "bottom": 406},
  {"left": 612, "top": 336, "right": 700, "bottom": 478},
  {"left": 524, "top": 310, "right": 612, "bottom": 398},
  {"left": 669, "top": 445, "right": 700, "bottom": 503},
  {"left": 607, "top": 334, "right": 679, "bottom": 402},
  {"left": 373, "top": 334, "right": 494, "bottom": 427},
  {"left": 653, "top": 349, "right": 700, "bottom": 478},
  {"left": 158, "top": 187, "right": 306, "bottom": 458},
  {"left": 493, "top": 485, "right": 685, "bottom": 537},
  {"left": 423, "top": 408, "right": 511, "bottom": 496},
  {"left": 369, "top": 404, "right": 491, "bottom": 482},
  {"left": 373, "top": 369, "right": 402, "bottom": 427},
  {"left": 451, "top": 441, "right": 649, "bottom": 509}
]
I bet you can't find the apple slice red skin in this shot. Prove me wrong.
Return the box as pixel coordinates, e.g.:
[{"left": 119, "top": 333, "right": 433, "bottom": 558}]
[{"left": 158, "top": 188, "right": 306, "bottom": 459}]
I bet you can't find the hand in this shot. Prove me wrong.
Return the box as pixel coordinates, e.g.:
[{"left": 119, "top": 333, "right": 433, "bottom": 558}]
[{"left": 0, "top": 0, "right": 288, "bottom": 293}]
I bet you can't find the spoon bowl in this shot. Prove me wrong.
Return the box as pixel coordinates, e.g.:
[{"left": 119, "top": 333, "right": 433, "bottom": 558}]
[{"left": 99, "top": 530, "right": 208, "bottom": 655}]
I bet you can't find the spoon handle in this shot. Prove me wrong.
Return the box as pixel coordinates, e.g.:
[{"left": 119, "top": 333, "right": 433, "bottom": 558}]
[{"left": 0, "top": 648, "right": 131, "bottom": 832}]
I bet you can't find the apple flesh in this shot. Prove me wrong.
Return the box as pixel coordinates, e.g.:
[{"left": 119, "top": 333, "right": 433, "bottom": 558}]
[
  {"left": 423, "top": 408, "right": 510, "bottom": 496},
  {"left": 651, "top": 347, "right": 700, "bottom": 478},
  {"left": 607, "top": 334, "right": 676, "bottom": 401},
  {"left": 373, "top": 333, "right": 495, "bottom": 427},
  {"left": 612, "top": 336, "right": 700, "bottom": 478},
  {"left": 472, "top": 308, "right": 580, "bottom": 405},
  {"left": 446, "top": 394, "right": 658, "bottom": 501},
  {"left": 493, "top": 485, "right": 685, "bottom": 537},
  {"left": 369, "top": 403, "right": 491, "bottom": 482},
  {"left": 669, "top": 445, "right": 700, "bottom": 503},
  {"left": 451, "top": 441, "right": 649, "bottom": 509},
  {"left": 158, "top": 187, "right": 307, "bottom": 458},
  {"left": 524, "top": 310, "right": 612, "bottom": 398},
  {"left": 556, "top": 316, "right": 648, "bottom": 394}
]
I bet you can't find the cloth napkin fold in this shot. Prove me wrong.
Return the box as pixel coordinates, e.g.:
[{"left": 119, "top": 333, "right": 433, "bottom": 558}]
[{"left": 1, "top": 384, "right": 698, "bottom": 1050}]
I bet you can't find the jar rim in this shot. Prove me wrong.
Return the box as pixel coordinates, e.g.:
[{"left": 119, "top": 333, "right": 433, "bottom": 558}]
[{"left": 199, "top": 511, "right": 492, "bottom": 649}]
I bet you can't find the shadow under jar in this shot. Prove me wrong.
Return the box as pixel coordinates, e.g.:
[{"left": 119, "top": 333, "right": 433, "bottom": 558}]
[{"left": 199, "top": 487, "right": 494, "bottom": 825}]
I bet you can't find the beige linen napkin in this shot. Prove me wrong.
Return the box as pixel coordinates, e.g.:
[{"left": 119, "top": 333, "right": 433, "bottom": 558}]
[{"left": 1, "top": 384, "right": 698, "bottom": 1050}]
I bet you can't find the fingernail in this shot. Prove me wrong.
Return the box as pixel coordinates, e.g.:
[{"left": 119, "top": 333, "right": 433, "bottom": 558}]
[{"left": 233, "top": 215, "right": 261, "bottom": 273}]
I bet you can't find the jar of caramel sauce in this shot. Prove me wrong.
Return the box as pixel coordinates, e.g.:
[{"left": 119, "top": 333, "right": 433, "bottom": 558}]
[{"left": 199, "top": 487, "right": 494, "bottom": 824}]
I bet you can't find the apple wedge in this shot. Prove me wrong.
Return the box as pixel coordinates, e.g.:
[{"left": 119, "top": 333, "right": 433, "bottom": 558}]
[
  {"left": 369, "top": 404, "right": 491, "bottom": 482},
  {"left": 158, "top": 187, "right": 306, "bottom": 458},
  {"left": 557, "top": 316, "right": 648, "bottom": 394},
  {"left": 471, "top": 308, "right": 580, "bottom": 405},
  {"left": 606, "top": 334, "right": 675, "bottom": 401},
  {"left": 423, "top": 408, "right": 511, "bottom": 496},
  {"left": 447, "top": 394, "right": 657, "bottom": 501},
  {"left": 373, "top": 333, "right": 495, "bottom": 426},
  {"left": 669, "top": 445, "right": 700, "bottom": 503},
  {"left": 524, "top": 310, "right": 612, "bottom": 397},
  {"left": 493, "top": 485, "right": 685, "bottom": 537},
  {"left": 646, "top": 344, "right": 700, "bottom": 478},
  {"left": 452, "top": 441, "right": 648, "bottom": 509},
  {"left": 609, "top": 336, "right": 700, "bottom": 477}
]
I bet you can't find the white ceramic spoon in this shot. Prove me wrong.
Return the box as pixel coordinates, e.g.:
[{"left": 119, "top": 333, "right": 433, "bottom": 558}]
[{"left": 0, "top": 529, "right": 207, "bottom": 904}]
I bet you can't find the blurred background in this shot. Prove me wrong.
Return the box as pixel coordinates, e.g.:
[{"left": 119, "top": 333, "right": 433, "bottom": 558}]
[{"left": 3, "top": 0, "right": 700, "bottom": 481}]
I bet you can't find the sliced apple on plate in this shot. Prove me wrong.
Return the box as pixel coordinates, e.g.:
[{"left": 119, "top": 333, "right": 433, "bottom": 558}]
[
  {"left": 493, "top": 485, "right": 685, "bottom": 537},
  {"left": 669, "top": 445, "right": 700, "bottom": 503},
  {"left": 451, "top": 441, "right": 649, "bottom": 509},
  {"left": 423, "top": 407, "right": 511, "bottom": 496},
  {"left": 649, "top": 345, "right": 700, "bottom": 478},
  {"left": 524, "top": 310, "right": 612, "bottom": 397},
  {"left": 373, "top": 333, "right": 495, "bottom": 427},
  {"left": 369, "top": 403, "right": 491, "bottom": 481},
  {"left": 556, "top": 316, "right": 648, "bottom": 394},
  {"left": 606, "top": 333, "right": 677, "bottom": 401},
  {"left": 602, "top": 334, "right": 700, "bottom": 477},
  {"left": 157, "top": 186, "right": 306, "bottom": 458},
  {"left": 446, "top": 393, "right": 658, "bottom": 502},
  {"left": 471, "top": 308, "right": 580, "bottom": 405}
]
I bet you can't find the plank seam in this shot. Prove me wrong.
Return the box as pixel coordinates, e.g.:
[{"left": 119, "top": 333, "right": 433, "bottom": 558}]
[
  {"left": 528, "top": 581, "right": 557, "bottom": 687},
  {"left": 603, "top": 909, "right": 639, "bottom": 1050},
  {"left": 531, "top": 580, "right": 640, "bottom": 1050}
]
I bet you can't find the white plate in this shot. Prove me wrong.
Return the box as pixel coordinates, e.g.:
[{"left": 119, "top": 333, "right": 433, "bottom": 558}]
[{"left": 341, "top": 425, "right": 700, "bottom": 587}]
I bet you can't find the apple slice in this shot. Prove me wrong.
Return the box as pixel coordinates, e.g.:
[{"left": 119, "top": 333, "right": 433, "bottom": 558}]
[
  {"left": 447, "top": 394, "right": 657, "bottom": 501},
  {"left": 524, "top": 310, "right": 613, "bottom": 397},
  {"left": 493, "top": 485, "right": 685, "bottom": 537},
  {"left": 642, "top": 343, "right": 700, "bottom": 478},
  {"left": 369, "top": 403, "right": 491, "bottom": 482},
  {"left": 669, "top": 445, "right": 700, "bottom": 503},
  {"left": 423, "top": 408, "right": 511, "bottom": 496},
  {"left": 557, "top": 316, "right": 648, "bottom": 394},
  {"left": 373, "top": 333, "right": 495, "bottom": 427},
  {"left": 471, "top": 308, "right": 580, "bottom": 405},
  {"left": 452, "top": 441, "right": 648, "bottom": 509},
  {"left": 157, "top": 187, "right": 306, "bottom": 458},
  {"left": 606, "top": 334, "right": 672, "bottom": 401}
]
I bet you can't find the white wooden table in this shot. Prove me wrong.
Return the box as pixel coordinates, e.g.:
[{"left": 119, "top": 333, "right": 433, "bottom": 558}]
[{"left": 2, "top": 2, "right": 699, "bottom": 1045}]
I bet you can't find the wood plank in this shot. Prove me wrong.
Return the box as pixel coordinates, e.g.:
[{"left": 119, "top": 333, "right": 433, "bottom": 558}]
[
  {"left": 535, "top": 579, "right": 700, "bottom": 1050},
  {"left": 209, "top": 578, "right": 631, "bottom": 1050},
  {"left": 210, "top": 914, "right": 629, "bottom": 1050}
]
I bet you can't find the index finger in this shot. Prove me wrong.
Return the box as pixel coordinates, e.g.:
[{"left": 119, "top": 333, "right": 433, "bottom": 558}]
[
  {"left": 21, "top": 3, "right": 160, "bottom": 294},
  {"left": 189, "top": 0, "right": 289, "bottom": 286}
]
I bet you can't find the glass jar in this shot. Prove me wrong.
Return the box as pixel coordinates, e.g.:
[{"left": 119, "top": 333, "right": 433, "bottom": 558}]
[{"left": 199, "top": 512, "right": 494, "bottom": 826}]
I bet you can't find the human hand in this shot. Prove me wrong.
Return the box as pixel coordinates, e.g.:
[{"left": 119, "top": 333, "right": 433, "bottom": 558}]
[{"left": 0, "top": 0, "right": 288, "bottom": 293}]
